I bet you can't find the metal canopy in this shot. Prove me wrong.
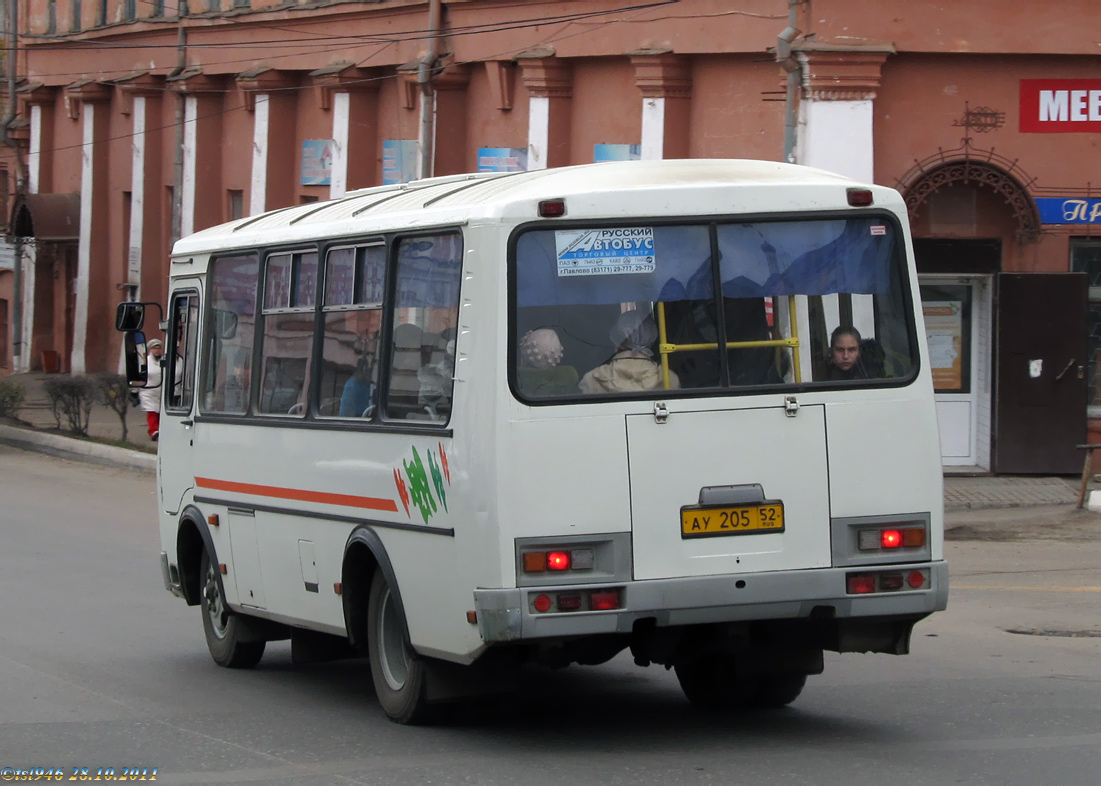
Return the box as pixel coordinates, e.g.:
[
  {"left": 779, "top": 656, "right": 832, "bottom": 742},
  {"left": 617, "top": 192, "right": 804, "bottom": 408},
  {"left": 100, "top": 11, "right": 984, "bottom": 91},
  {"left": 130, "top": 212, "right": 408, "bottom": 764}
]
[{"left": 10, "top": 193, "right": 80, "bottom": 241}]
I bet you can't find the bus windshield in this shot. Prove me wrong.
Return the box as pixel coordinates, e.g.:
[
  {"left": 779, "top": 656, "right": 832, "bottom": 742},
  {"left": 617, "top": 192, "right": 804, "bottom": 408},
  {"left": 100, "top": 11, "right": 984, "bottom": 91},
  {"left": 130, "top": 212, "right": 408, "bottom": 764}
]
[{"left": 512, "top": 216, "right": 917, "bottom": 400}]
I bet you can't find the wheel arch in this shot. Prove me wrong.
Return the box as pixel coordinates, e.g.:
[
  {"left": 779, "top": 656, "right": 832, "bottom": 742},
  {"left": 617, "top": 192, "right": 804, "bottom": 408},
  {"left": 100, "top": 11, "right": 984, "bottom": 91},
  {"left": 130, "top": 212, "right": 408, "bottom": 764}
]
[
  {"left": 342, "top": 525, "right": 409, "bottom": 653},
  {"left": 177, "top": 504, "right": 224, "bottom": 607}
]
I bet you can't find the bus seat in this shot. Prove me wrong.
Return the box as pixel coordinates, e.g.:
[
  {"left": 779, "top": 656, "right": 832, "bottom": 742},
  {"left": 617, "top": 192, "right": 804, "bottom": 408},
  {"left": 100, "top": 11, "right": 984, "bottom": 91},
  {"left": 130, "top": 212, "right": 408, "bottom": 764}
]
[{"left": 388, "top": 322, "right": 425, "bottom": 418}]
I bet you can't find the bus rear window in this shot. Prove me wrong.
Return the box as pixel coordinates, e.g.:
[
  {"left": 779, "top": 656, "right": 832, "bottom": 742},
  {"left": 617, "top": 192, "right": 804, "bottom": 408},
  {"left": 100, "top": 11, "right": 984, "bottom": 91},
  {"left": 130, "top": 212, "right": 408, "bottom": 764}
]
[{"left": 512, "top": 218, "right": 916, "bottom": 400}]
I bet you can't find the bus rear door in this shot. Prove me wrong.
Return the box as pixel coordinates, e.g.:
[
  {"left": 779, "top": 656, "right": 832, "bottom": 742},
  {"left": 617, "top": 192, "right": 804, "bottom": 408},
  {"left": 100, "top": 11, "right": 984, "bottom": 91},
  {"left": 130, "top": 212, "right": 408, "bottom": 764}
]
[{"left": 627, "top": 401, "right": 831, "bottom": 580}]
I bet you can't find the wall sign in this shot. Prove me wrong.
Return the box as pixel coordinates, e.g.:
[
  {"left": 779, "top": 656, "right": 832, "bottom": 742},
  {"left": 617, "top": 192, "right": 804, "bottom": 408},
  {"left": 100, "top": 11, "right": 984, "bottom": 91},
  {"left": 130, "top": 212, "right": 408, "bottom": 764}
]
[
  {"left": 301, "top": 140, "right": 334, "bottom": 186},
  {"left": 382, "top": 140, "right": 418, "bottom": 185},
  {"left": 1020, "top": 79, "right": 1101, "bottom": 133},
  {"left": 594, "top": 144, "right": 640, "bottom": 162},
  {"left": 923, "top": 301, "right": 965, "bottom": 391},
  {"left": 1036, "top": 198, "right": 1101, "bottom": 224},
  {"left": 477, "top": 147, "right": 527, "bottom": 172}
]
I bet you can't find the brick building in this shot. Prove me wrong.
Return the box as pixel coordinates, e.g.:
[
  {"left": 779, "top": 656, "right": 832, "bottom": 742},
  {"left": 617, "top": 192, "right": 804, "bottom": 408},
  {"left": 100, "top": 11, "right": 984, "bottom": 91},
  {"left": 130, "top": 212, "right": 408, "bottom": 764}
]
[{"left": 1, "top": 0, "right": 1100, "bottom": 473}]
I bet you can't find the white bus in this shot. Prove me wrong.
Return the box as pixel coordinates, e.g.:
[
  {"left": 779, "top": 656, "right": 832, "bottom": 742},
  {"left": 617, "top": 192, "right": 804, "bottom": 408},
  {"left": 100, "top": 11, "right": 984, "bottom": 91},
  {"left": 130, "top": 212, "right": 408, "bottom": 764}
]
[{"left": 118, "top": 159, "right": 947, "bottom": 724}]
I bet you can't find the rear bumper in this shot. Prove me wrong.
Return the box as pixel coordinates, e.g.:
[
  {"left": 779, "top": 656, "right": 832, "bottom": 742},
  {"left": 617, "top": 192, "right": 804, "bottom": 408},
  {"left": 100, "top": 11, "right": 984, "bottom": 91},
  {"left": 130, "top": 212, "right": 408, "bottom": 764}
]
[{"left": 474, "top": 560, "right": 948, "bottom": 643}]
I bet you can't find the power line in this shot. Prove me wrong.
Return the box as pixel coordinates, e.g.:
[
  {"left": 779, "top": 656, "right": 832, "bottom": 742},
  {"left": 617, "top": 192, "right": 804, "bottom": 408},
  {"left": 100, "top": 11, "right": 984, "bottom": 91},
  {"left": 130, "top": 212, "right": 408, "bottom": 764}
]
[
  {"left": 13, "top": 1, "right": 681, "bottom": 50},
  {"left": 17, "top": 0, "right": 695, "bottom": 158}
]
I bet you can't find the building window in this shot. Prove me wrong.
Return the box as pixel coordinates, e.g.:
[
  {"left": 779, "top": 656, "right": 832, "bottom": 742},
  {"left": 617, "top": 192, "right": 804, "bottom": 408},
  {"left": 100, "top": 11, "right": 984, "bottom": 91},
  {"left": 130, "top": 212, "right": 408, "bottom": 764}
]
[
  {"left": 233, "top": 0, "right": 249, "bottom": 7},
  {"left": 0, "top": 299, "right": 8, "bottom": 368},
  {"left": 96, "top": 0, "right": 106, "bottom": 26},
  {"left": 1072, "top": 239, "right": 1101, "bottom": 416},
  {"left": 227, "top": 189, "right": 244, "bottom": 221},
  {"left": 151, "top": 0, "right": 164, "bottom": 16},
  {"left": 124, "top": 0, "right": 136, "bottom": 20},
  {"left": 206, "top": 0, "right": 220, "bottom": 11},
  {"left": 0, "top": 169, "right": 9, "bottom": 233},
  {"left": 68, "top": 0, "right": 79, "bottom": 32}
]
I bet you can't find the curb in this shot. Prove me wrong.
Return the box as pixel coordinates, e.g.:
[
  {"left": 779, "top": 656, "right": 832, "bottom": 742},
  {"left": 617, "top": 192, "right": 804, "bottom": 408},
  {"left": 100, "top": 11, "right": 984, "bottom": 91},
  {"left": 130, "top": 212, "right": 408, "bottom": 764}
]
[{"left": 0, "top": 423, "right": 157, "bottom": 474}]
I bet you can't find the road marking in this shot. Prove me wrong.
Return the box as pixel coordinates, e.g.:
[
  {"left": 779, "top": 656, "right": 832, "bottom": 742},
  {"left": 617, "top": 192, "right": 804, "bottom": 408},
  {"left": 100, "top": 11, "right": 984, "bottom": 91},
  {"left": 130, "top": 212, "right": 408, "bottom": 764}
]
[{"left": 953, "top": 584, "right": 1101, "bottom": 592}]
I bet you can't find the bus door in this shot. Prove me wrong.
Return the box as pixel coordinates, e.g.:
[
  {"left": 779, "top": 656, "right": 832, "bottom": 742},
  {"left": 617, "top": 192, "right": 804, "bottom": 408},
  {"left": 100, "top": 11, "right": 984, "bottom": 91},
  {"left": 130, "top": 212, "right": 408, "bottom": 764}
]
[
  {"left": 160, "top": 286, "right": 201, "bottom": 515},
  {"left": 627, "top": 400, "right": 831, "bottom": 582}
]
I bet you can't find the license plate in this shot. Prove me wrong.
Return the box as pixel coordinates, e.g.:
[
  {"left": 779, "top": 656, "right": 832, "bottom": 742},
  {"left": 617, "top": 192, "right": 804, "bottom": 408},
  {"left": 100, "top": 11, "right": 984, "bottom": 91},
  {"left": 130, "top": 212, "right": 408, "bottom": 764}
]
[{"left": 680, "top": 503, "right": 785, "bottom": 539}]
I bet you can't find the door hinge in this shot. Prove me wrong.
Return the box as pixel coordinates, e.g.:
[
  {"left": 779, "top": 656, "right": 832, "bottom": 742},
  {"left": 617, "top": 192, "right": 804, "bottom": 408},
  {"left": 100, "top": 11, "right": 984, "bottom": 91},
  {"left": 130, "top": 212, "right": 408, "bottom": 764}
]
[
  {"left": 784, "top": 395, "right": 799, "bottom": 417},
  {"left": 654, "top": 401, "right": 669, "bottom": 424}
]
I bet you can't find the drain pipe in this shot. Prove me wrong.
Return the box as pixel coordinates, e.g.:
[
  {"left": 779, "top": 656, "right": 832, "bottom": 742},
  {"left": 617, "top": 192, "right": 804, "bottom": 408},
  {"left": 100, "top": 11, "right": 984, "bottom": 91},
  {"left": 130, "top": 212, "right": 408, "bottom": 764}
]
[
  {"left": 776, "top": 0, "right": 802, "bottom": 163},
  {"left": 170, "top": 20, "right": 187, "bottom": 247},
  {"left": 417, "top": 0, "right": 442, "bottom": 180}
]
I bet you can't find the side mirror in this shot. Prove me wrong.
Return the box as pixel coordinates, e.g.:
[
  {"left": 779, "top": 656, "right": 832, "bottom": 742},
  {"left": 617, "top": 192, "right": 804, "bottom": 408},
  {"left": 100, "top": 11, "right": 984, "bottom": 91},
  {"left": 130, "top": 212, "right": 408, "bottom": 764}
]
[
  {"left": 116, "top": 302, "right": 146, "bottom": 332},
  {"left": 214, "top": 308, "right": 238, "bottom": 340},
  {"left": 123, "top": 331, "right": 149, "bottom": 386}
]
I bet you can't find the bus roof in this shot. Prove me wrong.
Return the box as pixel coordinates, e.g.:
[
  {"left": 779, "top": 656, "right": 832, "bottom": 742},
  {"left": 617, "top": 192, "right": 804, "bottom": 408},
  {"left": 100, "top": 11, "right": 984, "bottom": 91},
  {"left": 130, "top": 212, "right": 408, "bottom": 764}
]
[{"left": 172, "top": 159, "right": 899, "bottom": 258}]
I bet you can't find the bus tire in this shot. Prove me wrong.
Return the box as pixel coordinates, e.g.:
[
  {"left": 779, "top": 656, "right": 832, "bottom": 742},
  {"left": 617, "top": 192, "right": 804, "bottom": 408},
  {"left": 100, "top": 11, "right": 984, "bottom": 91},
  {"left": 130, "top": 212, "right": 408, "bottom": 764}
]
[
  {"left": 367, "top": 569, "right": 435, "bottom": 724},
  {"left": 200, "top": 551, "right": 265, "bottom": 669},
  {"left": 752, "top": 674, "right": 806, "bottom": 708},
  {"left": 674, "top": 654, "right": 757, "bottom": 710}
]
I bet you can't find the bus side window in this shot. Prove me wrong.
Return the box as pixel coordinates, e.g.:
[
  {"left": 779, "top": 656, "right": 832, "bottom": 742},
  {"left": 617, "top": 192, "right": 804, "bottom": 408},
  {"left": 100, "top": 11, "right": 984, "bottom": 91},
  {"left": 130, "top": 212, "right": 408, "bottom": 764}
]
[
  {"left": 385, "top": 234, "right": 462, "bottom": 423},
  {"left": 166, "top": 292, "right": 199, "bottom": 412}
]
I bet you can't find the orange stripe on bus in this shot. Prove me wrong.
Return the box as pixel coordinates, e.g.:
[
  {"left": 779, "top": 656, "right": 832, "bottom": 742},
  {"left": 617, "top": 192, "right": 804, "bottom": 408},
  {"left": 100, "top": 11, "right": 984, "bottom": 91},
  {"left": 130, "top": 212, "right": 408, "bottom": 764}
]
[{"left": 195, "top": 477, "right": 399, "bottom": 513}]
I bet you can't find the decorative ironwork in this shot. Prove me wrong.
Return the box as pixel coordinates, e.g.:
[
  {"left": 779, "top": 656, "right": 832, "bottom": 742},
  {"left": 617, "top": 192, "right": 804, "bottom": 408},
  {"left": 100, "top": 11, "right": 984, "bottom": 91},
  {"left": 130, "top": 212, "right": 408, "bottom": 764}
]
[
  {"left": 952, "top": 103, "right": 1006, "bottom": 133},
  {"left": 895, "top": 138, "right": 1042, "bottom": 243}
]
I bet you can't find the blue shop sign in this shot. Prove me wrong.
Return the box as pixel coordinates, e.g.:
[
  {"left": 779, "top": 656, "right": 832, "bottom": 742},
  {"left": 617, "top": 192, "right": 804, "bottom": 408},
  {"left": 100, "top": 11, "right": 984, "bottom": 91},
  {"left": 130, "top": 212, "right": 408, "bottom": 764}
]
[{"left": 1036, "top": 197, "right": 1101, "bottom": 224}]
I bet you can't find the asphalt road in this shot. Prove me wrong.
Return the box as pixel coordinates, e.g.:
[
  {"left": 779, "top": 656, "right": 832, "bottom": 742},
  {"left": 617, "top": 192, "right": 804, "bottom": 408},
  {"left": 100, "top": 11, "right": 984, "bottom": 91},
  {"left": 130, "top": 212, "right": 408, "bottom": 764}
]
[{"left": 1, "top": 444, "right": 1099, "bottom": 785}]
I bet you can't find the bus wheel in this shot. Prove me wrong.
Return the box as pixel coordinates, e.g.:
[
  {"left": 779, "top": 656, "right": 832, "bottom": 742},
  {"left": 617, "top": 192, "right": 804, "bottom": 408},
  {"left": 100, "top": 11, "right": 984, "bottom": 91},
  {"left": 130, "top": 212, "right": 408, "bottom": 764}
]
[
  {"left": 200, "top": 551, "right": 265, "bottom": 669},
  {"left": 674, "top": 654, "right": 757, "bottom": 710},
  {"left": 367, "top": 570, "right": 434, "bottom": 724},
  {"left": 752, "top": 674, "right": 806, "bottom": 708}
]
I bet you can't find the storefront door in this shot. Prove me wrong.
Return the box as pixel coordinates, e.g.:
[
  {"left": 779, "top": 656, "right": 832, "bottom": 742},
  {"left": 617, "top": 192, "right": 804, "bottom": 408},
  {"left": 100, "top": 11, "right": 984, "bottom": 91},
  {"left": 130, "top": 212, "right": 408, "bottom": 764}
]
[
  {"left": 994, "top": 273, "right": 1087, "bottom": 474},
  {"left": 920, "top": 277, "right": 992, "bottom": 471}
]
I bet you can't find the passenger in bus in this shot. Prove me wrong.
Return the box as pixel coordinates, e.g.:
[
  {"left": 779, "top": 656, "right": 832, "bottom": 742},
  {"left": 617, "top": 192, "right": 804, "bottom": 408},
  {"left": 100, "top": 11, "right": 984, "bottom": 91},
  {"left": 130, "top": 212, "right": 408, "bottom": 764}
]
[
  {"left": 339, "top": 351, "right": 375, "bottom": 417},
  {"left": 578, "top": 309, "right": 680, "bottom": 394},
  {"left": 517, "top": 327, "right": 578, "bottom": 395},
  {"left": 826, "top": 325, "right": 885, "bottom": 380}
]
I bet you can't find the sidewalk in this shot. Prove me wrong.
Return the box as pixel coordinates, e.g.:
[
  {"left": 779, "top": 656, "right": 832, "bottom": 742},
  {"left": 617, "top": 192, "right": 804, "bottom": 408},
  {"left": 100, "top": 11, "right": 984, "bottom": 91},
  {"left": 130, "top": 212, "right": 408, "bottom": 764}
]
[
  {"left": 0, "top": 370, "right": 1092, "bottom": 511},
  {"left": 0, "top": 371, "right": 156, "bottom": 473}
]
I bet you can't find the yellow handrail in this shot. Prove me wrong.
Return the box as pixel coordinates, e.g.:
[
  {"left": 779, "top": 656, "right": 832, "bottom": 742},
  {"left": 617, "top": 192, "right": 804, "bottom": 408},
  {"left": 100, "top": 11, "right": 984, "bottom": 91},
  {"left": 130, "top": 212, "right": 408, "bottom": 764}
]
[
  {"left": 788, "top": 295, "right": 801, "bottom": 383},
  {"left": 655, "top": 300, "right": 801, "bottom": 387}
]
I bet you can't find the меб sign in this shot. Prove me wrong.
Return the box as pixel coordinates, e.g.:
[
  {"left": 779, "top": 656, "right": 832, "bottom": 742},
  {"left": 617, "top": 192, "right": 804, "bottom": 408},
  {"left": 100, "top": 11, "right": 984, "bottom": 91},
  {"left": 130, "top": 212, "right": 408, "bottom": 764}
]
[{"left": 1020, "top": 79, "right": 1101, "bottom": 132}]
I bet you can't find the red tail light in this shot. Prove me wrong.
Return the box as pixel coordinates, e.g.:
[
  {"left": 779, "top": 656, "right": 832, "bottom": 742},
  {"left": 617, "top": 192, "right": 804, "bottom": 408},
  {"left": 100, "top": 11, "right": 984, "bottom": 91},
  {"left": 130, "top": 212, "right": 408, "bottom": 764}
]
[
  {"left": 881, "top": 530, "right": 902, "bottom": 548},
  {"left": 590, "top": 590, "right": 620, "bottom": 610},
  {"left": 847, "top": 188, "right": 874, "bottom": 206},
  {"left": 847, "top": 575, "right": 876, "bottom": 594},
  {"left": 547, "top": 551, "right": 570, "bottom": 571}
]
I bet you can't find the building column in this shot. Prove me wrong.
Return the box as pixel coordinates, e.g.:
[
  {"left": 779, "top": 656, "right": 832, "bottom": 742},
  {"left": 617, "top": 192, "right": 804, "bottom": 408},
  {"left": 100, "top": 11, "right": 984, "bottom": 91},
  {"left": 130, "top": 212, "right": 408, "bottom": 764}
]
[
  {"left": 16, "top": 88, "right": 55, "bottom": 372},
  {"left": 795, "top": 47, "right": 892, "bottom": 341},
  {"left": 630, "top": 50, "right": 692, "bottom": 160},
  {"left": 239, "top": 69, "right": 300, "bottom": 215},
  {"left": 431, "top": 64, "right": 472, "bottom": 177},
  {"left": 311, "top": 64, "right": 382, "bottom": 197},
  {"left": 67, "top": 80, "right": 112, "bottom": 374},
  {"left": 168, "top": 69, "right": 228, "bottom": 237},
  {"left": 516, "top": 50, "right": 572, "bottom": 170},
  {"left": 794, "top": 47, "right": 891, "bottom": 182},
  {"left": 117, "top": 74, "right": 165, "bottom": 303}
]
